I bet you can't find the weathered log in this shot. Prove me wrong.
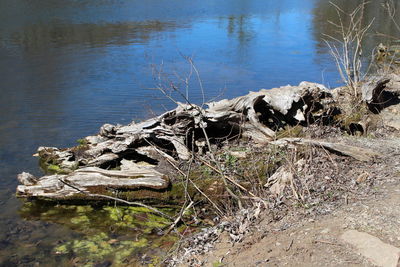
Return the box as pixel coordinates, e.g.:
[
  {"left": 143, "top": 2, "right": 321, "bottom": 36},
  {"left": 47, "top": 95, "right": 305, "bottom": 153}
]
[
  {"left": 17, "top": 160, "right": 169, "bottom": 200},
  {"left": 207, "top": 81, "right": 334, "bottom": 140},
  {"left": 272, "top": 138, "right": 381, "bottom": 162},
  {"left": 37, "top": 146, "right": 78, "bottom": 174},
  {"left": 16, "top": 82, "right": 336, "bottom": 201},
  {"left": 361, "top": 78, "right": 391, "bottom": 112},
  {"left": 33, "top": 82, "right": 333, "bottom": 170}
]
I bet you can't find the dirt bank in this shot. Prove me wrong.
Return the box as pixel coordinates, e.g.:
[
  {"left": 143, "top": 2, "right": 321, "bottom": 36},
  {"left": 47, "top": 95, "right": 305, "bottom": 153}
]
[
  {"left": 168, "top": 91, "right": 400, "bottom": 266},
  {"left": 173, "top": 134, "right": 400, "bottom": 266}
]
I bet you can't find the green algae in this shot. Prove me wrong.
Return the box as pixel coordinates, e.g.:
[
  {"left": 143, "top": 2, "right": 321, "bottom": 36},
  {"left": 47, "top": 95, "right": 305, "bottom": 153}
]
[
  {"left": 47, "top": 164, "right": 62, "bottom": 173},
  {"left": 20, "top": 196, "right": 192, "bottom": 265},
  {"left": 76, "top": 138, "right": 88, "bottom": 146},
  {"left": 70, "top": 215, "right": 90, "bottom": 224},
  {"left": 38, "top": 147, "right": 79, "bottom": 174},
  {"left": 127, "top": 206, "right": 153, "bottom": 213},
  {"left": 72, "top": 233, "right": 112, "bottom": 259},
  {"left": 102, "top": 206, "right": 170, "bottom": 231},
  {"left": 54, "top": 244, "right": 69, "bottom": 254},
  {"left": 76, "top": 206, "right": 93, "bottom": 213},
  {"left": 20, "top": 201, "right": 175, "bottom": 237},
  {"left": 39, "top": 159, "right": 76, "bottom": 174},
  {"left": 53, "top": 232, "right": 152, "bottom": 266}
]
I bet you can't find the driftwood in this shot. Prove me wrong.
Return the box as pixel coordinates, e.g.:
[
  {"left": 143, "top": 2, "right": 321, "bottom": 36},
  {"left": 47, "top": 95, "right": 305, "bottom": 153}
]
[
  {"left": 272, "top": 138, "right": 381, "bottom": 162},
  {"left": 17, "top": 160, "right": 169, "bottom": 200},
  {"left": 361, "top": 77, "right": 391, "bottom": 112},
  {"left": 17, "top": 78, "right": 393, "bottom": 202},
  {"left": 17, "top": 76, "right": 396, "bottom": 203},
  {"left": 16, "top": 82, "right": 336, "bottom": 201}
]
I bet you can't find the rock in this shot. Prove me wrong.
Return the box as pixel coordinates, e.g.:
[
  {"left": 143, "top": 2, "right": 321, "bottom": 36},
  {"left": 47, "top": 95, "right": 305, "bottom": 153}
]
[
  {"left": 341, "top": 230, "right": 400, "bottom": 267},
  {"left": 356, "top": 172, "right": 369, "bottom": 184}
]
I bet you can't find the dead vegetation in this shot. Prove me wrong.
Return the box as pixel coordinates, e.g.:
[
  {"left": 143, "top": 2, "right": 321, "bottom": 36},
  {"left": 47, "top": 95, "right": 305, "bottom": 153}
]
[
  {"left": 165, "top": 131, "right": 399, "bottom": 265},
  {"left": 323, "top": 0, "right": 373, "bottom": 98}
]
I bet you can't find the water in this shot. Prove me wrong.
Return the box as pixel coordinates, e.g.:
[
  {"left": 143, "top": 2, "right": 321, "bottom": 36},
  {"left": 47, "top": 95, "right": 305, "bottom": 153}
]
[{"left": 0, "top": 0, "right": 398, "bottom": 265}]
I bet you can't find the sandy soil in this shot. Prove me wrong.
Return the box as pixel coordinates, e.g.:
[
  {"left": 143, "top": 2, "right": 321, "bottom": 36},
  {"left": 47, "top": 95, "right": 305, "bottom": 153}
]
[{"left": 198, "top": 177, "right": 400, "bottom": 266}]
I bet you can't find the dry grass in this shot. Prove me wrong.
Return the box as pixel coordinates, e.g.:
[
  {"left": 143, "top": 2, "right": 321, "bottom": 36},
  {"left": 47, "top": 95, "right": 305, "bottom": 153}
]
[{"left": 165, "top": 132, "right": 386, "bottom": 265}]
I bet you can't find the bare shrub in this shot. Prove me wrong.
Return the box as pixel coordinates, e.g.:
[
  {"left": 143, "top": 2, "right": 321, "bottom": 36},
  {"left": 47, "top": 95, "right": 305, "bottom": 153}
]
[{"left": 323, "top": 1, "right": 374, "bottom": 98}]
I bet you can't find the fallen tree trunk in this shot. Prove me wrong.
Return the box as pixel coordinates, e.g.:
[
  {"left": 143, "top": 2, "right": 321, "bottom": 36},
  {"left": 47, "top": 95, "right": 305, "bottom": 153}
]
[
  {"left": 17, "top": 160, "right": 169, "bottom": 200},
  {"left": 17, "top": 80, "right": 387, "bottom": 202}
]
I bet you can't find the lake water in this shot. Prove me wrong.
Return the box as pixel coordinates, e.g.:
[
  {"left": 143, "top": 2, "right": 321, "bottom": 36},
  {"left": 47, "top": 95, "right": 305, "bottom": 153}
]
[{"left": 0, "top": 0, "right": 398, "bottom": 265}]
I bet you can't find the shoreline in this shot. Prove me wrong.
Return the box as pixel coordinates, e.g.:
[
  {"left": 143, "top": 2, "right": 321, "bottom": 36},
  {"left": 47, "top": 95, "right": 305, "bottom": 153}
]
[{"left": 15, "top": 72, "right": 400, "bottom": 266}]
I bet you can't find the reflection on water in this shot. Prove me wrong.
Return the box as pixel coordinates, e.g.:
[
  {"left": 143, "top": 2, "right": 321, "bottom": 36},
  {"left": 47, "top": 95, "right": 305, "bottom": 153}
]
[
  {"left": 312, "top": 0, "right": 400, "bottom": 72},
  {"left": 0, "top": 0, "right": 399, "bottom": 265},
  {"left": 9, "top": 21, "right": 180, "bottom": 49}
]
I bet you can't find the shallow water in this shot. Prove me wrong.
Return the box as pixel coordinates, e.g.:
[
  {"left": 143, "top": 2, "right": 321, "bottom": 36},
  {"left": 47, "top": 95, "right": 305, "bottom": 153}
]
[{"left": 0, "top": 0, "right": 398, "bottom": 265}]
